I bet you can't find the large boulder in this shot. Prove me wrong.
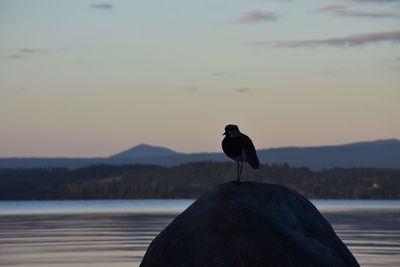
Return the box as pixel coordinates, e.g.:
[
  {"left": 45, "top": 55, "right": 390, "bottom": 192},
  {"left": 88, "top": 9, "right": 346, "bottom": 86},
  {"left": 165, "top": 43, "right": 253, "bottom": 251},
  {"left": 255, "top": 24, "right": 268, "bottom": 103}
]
[{"left": 140, "top": 182, "right": 359, "bottom": 267}]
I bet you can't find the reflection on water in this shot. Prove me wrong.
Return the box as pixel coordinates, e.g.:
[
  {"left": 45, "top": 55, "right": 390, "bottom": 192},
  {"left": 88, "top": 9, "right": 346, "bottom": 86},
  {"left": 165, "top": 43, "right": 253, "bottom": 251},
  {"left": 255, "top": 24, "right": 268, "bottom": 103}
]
[
  {"left": 324, "top": 210, "right": 400, "bottom": 267},
  {"left": 0, "top": 213, "right": 176, "bottom": 267},
  {"left": 0, "top": 200, "right": 399, "bottom": 267}
]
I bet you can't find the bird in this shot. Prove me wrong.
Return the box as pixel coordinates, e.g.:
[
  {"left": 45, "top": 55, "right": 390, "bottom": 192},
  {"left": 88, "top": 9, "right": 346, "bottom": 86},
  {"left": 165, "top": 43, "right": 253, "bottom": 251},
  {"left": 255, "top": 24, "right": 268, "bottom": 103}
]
[{"left": 222, "top": 124, "right": 260, "bottom": 183}]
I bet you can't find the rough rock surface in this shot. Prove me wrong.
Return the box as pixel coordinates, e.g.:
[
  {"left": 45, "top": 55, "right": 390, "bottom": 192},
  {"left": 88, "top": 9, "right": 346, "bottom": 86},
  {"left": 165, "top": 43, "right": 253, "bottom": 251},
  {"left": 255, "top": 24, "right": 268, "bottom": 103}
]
[{"left": 140, "top": 182, "right": 359, "bottom": 267}]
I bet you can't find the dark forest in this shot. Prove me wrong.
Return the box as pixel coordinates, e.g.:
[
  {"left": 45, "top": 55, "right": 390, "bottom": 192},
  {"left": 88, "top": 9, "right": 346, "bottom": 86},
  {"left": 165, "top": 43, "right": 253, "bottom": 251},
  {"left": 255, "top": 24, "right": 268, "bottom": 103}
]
[{"left": 1, "top": 162, "right": 399, "bottom": 200}]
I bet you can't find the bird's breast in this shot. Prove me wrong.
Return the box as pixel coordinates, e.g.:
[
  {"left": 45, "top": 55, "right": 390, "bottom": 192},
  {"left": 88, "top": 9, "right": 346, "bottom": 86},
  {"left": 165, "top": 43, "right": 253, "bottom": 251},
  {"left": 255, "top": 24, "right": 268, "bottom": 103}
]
[{"left": 222, "top": 137, "right": 244, "bottom": 161}]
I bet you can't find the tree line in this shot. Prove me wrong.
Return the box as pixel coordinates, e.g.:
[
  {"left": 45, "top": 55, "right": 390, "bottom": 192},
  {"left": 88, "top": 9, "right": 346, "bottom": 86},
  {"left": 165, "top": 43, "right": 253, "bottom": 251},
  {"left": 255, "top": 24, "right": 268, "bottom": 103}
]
[{"left": 0, "top": 162, "right": 399, "bottom": 200}]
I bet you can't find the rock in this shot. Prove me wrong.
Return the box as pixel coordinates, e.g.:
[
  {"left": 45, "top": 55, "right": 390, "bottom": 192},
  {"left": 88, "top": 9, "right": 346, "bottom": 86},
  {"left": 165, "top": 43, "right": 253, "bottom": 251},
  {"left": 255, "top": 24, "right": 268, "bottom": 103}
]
[{"left": 140, "top": 182, "right": 359, "bottom": 267}]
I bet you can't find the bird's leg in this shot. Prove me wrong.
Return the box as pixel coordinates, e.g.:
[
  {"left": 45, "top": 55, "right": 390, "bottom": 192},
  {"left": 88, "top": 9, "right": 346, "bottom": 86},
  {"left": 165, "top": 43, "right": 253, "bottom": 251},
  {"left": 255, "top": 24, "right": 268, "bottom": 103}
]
[
  {"left": 236, "top": 161, "right": 240, "bottom": 183},
  {"left": 239, "top": 162, "right": 243, "bottom": 183},
  {"left": 236, "top": 162, "right": 243, "bottom": 183},
  {"left": 239, "top": 162, "right": 244, "bottom": 181}
]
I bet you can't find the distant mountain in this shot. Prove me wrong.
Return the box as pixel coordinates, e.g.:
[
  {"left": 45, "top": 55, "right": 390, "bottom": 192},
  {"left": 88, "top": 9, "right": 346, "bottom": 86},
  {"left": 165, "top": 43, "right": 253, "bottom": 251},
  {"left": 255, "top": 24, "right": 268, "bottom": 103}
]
[
  {"left": 1, "top": 139, "right": 399, "bottom": 170},
  {"left": 110, "top": 144, "right": 178, "bottom": 158},
  {"left": 257, "top": 139, "right": 400, "bottom": 170},
  {"left": 342, "top": 139, "right": 399, "bottom": 147}
]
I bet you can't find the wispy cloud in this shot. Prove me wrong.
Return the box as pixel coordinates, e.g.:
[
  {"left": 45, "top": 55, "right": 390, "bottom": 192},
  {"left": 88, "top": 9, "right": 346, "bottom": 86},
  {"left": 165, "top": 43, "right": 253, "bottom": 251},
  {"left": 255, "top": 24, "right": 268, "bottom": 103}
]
[
  {"left": 2, "top": 48, "right": 40, "bottom": 60},
  {"left": 20, "top": 48, "right": 38, "bottom": 53},
  {"left": 313, "top": 4, "right": 398, "bottom": 18},
  {"left": 235, "top": 88, "right": 251, "bottom": 93},
  {"left": 210, "top": 72, "right": 232, "bottom": 77},
  {"left": 3, "top": 54, "right": 25, "bottom": 59},
  {"left": 235, "top": 11, "right": 279, "bottom": 24},
  {"left": 313, "top": 5, "right": 397, "bottom": 18},
  {"left": 312, "top": 5, "right": 348, "bottom": 12},
  {"left": 89, "top": 4, "right": 113, "bottom": 10},
  {"left": 335, "top": 10, "right": 398, "bottom": 18},
  {"left": 351, "top": 0, "right": 400, "bottom": 2},
  {"left": 271, "top": 30, "right": 400, "bottom": 47}
]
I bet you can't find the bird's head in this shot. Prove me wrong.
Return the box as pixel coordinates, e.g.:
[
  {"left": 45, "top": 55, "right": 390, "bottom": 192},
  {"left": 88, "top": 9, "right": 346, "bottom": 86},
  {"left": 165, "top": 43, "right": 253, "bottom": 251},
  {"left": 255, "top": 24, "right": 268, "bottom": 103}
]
[{"left": 223, "top": 124, "right": 240, "bottom": 137}]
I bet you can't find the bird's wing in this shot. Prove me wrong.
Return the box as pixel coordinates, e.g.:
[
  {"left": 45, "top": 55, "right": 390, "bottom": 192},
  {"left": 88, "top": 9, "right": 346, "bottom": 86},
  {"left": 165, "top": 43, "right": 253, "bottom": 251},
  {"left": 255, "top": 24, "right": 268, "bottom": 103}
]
[{"left": 241, "top": 134, "right": 260, "bottom": 169}]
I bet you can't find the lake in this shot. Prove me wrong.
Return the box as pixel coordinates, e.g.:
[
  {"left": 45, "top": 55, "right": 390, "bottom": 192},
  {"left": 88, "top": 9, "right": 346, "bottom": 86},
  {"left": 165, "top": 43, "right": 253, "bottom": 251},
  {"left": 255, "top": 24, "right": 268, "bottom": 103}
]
[{"left": 0, "top": 199, "right": 399, "bottom": 267}]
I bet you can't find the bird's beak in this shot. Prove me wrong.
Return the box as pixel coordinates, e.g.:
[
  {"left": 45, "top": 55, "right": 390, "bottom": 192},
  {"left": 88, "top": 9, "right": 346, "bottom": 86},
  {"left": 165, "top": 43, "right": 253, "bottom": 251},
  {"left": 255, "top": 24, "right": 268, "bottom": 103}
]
[{"left": 222, "top": 132, "right": 226, "bottom": 136}]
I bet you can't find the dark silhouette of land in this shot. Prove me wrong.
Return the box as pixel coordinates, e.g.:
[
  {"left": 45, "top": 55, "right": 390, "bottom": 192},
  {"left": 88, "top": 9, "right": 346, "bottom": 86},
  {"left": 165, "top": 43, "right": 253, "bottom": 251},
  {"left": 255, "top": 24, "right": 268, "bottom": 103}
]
[
  {"left": 1, "top": 162, "right": 399, "bottom": 200},
  {"left": 1, "top": 139, "right": 399, "bottom": 170}
]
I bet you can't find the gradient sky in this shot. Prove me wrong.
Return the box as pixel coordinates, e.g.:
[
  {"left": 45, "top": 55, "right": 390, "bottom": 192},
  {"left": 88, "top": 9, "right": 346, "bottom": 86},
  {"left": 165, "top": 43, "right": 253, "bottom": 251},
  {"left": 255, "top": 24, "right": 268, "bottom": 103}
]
[{"left": 1, "top": 0, "right": 399, "bottom": 157}]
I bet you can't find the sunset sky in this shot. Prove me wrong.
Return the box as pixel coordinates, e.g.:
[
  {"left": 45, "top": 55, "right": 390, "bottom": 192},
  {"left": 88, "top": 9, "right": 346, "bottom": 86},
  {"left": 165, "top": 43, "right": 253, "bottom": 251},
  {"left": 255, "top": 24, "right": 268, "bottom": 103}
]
[{"left": 1, "top": 0, "right": 399, "bottom": 157}]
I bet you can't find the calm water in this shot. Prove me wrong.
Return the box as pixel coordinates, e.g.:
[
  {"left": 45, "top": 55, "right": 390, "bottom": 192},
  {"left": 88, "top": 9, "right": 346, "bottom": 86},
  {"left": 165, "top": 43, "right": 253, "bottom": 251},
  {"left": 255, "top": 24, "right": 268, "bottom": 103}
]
[{"left": 0, "top": 199, "right": 399, "bottom": 267}]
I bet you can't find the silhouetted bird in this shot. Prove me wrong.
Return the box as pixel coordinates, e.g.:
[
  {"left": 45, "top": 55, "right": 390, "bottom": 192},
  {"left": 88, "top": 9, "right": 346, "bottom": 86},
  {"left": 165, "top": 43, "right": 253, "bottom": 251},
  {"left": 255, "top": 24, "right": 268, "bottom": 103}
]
[{"left": 222, "top": 124, "right": 260, "bottom": 182}]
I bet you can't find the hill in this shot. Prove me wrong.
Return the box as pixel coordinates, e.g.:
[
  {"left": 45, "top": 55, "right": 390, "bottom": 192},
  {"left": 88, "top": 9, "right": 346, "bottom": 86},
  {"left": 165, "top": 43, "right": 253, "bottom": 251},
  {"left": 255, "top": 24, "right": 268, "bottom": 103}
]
[
  {"left": 109, "top": 144, "right": 178, "bottom": 158},
  {"left": 258, "top": 139, "right": 400, "bottom": 170},
  {"left": 0, "top": 139, "right": 399, "bottom": 170}
]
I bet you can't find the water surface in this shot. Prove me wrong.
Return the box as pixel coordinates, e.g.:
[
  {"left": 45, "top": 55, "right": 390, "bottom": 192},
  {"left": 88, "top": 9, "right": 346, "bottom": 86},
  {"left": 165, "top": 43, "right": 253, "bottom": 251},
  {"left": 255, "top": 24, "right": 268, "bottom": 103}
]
[{"left": 0, "top": 199, "right": 399, "bottom": 267}]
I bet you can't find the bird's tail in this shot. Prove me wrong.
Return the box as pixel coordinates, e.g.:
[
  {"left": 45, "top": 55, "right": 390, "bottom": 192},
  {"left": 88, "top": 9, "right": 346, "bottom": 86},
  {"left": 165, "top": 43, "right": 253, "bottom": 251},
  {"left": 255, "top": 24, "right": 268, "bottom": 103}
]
[{"left": 248, "top": 159, "right": 260, "bottom": 170}]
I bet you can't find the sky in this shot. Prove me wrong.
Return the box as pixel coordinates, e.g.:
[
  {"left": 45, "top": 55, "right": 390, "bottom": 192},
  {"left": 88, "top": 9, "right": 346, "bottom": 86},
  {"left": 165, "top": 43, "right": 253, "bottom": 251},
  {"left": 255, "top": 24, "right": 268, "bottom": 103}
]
[{"left": 0, "top": 0, "right": 399, "bottom": 157}]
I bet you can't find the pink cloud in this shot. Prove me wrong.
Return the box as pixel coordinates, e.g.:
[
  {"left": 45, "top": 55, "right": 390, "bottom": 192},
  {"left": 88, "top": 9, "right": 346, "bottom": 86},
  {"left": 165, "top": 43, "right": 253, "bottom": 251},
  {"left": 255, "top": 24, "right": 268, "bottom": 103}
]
[
  {"left": 312, "top": 5, "right": 348, "bottom": 12},
  {"left": 274, "top": 30, "right": 400, "bottom": 47},
  {"left": 335, "top": 10, "right": 398, "bottom": 18},
  {"left": 312, "top": 5, "right": 397, "bottom": 18}
]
